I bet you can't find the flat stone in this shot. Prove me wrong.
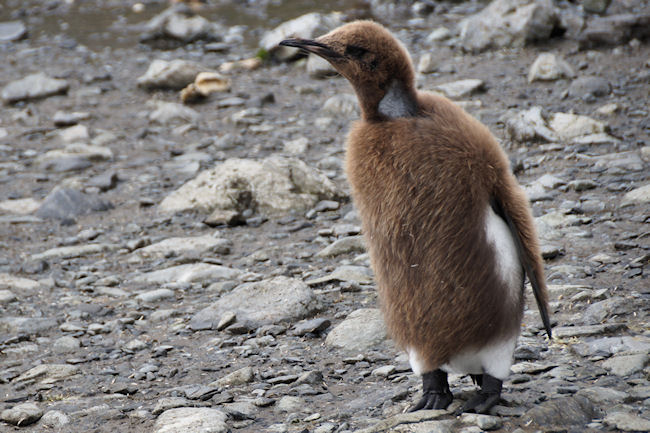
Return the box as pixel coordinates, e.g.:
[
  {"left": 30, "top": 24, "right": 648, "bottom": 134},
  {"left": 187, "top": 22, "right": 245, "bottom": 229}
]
[
  {"left": 0, "top": 21, "right": 27, "bottom": 42},
  {"left": 135, "top": 288, "right": 175, "bottom": 303},
  {"left": 575, "top": 386, "right": 629, "bottom": 404},
  {"left": 356, "top": 410, "right": 448, "bottom": 433},
  {"left": 152, "top": 397, "right": 193, "bottom": 416},
  {"left": 0, "top": 273, "right": 40, "bottom": 293},
  {"left": 601, "top": 352, "right": 648, "bottom": 376},
  {"left": 548, "top": 112, "right": 605, "bottom": 141},
  {"left": 603, "top": 411, "right": 650, "bottom": 432},
  {"left": 132, "top": 235, "right": 231, "bottom": 260},
  {"left": 2, "top": 73, "right": 69, "bottom": 103},
  {"left": 38, "top": 144, "right": 113, "bottom": 172},
  {"left": 52, "top": 336, "right": 80, "bottom": 353},
  {"left": 149, "top": 101, "right": 199, "bottom": 124},
  {"left": 528, "top": 53, "right": 575, "bottom": 83},
  {"left": 325, "top": 308, "right": 387, "bottom": 353},
  {"left": 276, "top": 396, "right": 304, "bottom": 412},
  {"left": 522, "top": 396, "right": 600, "bottom": 428},
  {"left": 434, "top": 79, "right": 484, "bottom": 98},
  {"left": 15, "top": 364, "right": 79, "bottom": 384},
  {"left": 306, "top": 265, "right": 373, "bottom": 285},
  {"left": 292, "top": 318, "right": 331, "bottom": 336},
  {"left": 160, "top": 156, "right": 341, "bottom": 216},
  {"left": 316, "top": 236, "right": 366, "bottom": 257},
  {"left": 0, "top": 316, "right": 57, "bottom": 334},
  {"left": 621, "top": 184, "right": 650, "bottom": 207},
  {"left": 552, "top": 323, "right": 625, "bottom": 338},
  {"left": 594, "top": 151, "right": 644, "bottom": 174},
  {"left": 1, "top": 402, "right": 43, "bottom": 427},
  {"left": 132, "top": 263, "right": 240, "bottom": 285},
  {"left": 460, "top": 413, "right": 502, "bottom": 430},
  {"left": 572, "top": 336, "right": 650, "bottom": 358},
  {"left": 212, "top": 366, "right": 254, "bottom": 387},
  {"left": 190, "top": 276, "right": 318, "bottom": 330},
  {"left": 371, "top": 365, "right": 396, "bottom": 377},
  {"left": 35, "top": 187, "right": 113, "bottom": 221},
  {"left": 31, "top": 243, "right": 118, "bottom": 261},
  {"left": 0, "top": 198, "right": 41, "bottom": 214},
  {"left": 137, "top": 59, "right": 206, "bottom": 90},
  {"left": 154, "top": 407, "right": 228, "bottom": 433}
]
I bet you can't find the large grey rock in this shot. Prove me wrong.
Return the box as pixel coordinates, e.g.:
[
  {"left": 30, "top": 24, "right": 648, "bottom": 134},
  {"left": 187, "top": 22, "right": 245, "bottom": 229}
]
[
  {"left": 528, "top": 53, "right": 575, "bottom": 83},
  {"left": 523, "top": 396, "right": 600, "bottom": 428},
  {"left": 212, "top": 366, "right": 254, "bottom": 387},
  {"left": 325, "top": 308, "right": 387, "bottom": 352},
  {"left": 567, "top": 76, "right": 610, "bottom": 99},
  {"left": 603, "top": 411, "right": 650, "bottom": 432},
  {"left": 601, "top": 352, "right": 648, "bottom": 376},
  {"left": 141, "top": 5, "right": 223, "bottom": 44},
  {"left": 621, "top": 184, "right": 650, "bottom": 207},
  {"left": 132, "top": 263, "right": 240, "bottom": 285},
  {"left": 261, "top": 12, "right": 343, "bottom": 61},
  {"left": 2, "top": 73, "right": 69, "bottom": 103},
  {"left": 35, "top": 187, "right": 112, "bottom": 221},
  {"left": 578, "top": 12, "right": 650, "bottom": 49},
  {"left": 15, "top": 364, "right": 79, "bottom": 384},
  {"left": 1, "top": 403, "right": 43, "bottom": 427},
  {"left": 31, "top": 243, "right": 118, "bottom": 261},
  {"left": 37, "top": 144, "right": 113, "bottom": 172},
  {"left": 459, "top": 0, "right": 558, "bottom": 53},
  {"left": 190, "top": 276, "right": 318, "bottom": 330},
  {"left": 572, "top": 336, "right": 650, "bottom": 358},
  {"left": 575, "top": 386, "right": 629, "bottom": 404},
  {"left": 594, "top": 151, "right": 644, "bottom": 174},
  {"left": 0, "top": 316, "right": 57, "bottom": 335},
  {"left": 132, "top": 235, "right": 231, "bottom": 260},
  {"left": 0, "top": 21, "right": 27, "bottom": 42},
  {"left": 160, "top": 156, "right": 341, "bottom": 216},
  {"left": 154, "top": 407, "right": 228, "bottom": 433},
  {"left": 137, "top": 59, "right": 206, "bottom": 90},
  {"left": 0, "top": 273, "right": 40, "bottom": 293}
]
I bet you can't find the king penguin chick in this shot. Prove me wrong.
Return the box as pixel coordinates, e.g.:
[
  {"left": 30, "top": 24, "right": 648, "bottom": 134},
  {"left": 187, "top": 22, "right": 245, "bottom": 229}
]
[{"left": 280, "top": 21, "right": 552, "bottom": 414}]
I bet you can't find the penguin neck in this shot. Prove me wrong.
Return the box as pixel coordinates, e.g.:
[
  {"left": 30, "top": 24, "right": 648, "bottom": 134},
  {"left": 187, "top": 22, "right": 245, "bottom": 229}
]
[{"left": 359, "top": 79, "right": 418, "bottom": 121}]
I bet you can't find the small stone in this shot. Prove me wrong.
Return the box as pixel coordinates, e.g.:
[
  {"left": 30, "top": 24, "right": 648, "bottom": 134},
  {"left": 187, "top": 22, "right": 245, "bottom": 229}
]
[
  {"left": 133, "top": 235, "right": 231, "bottom": 260},
  {"left": 434, "top": 79, "right": 484, "bottom": 98},
  {"left": 152, "top": 397, "right": 193, "bottom": 416},
  {"left": 0, "top": 21, "right": 27, "bottom": 42},
  {"left": 306, "top": 265, "right": 373, "bottom": 285},
  {"left": 149, "top": 101, "right": 199, "bottom": 124},
  {"left": 276, "top": 396, "right": 304, "bottom": 413},
  {"left": 523, "top": 396, "right": 600, "bottom": 428},
  {"left": 2, "top": 73, "right": 69, "bottom": 103},
  {"left": 52, "top": 336, "right": 80, "bottom": 353},
  {"left": 204, "top": 209, "right": 244, "bottom": 227},
  {"left": 15, "top": 364, "right": 79, "bottom": 384},
  {"left": 137, "top": 59, "right": 206, "bottom": 90},
  {"left": 582, "top": 0, "right": 612, "bottom": 14},
  {"left": 135, "top": 288, "right": 175, "bottom": 303},
  {"left": 568, "top": 76, "right": 611, "bottom": 99},
  {"left": 417, "top": 53, "right": 437, "bottom": 74},
  {"left": 548, "top": 112, "right": 605, "bottom": 141},
  {"left": 141, "top": 6, "right": 223, "bottom": 44},
  {"left": 213, "top": 366, "right": 254, "bottom": 387},
  {"left": 0, "top": 198, "right": 41, "bottom": 214},
  {"left": 40, "top": 410, "right": 70, "bottom": 428},
  {"left": 603, "top": 411, "right": 650, "bottom": 432},
  {"left": 621, "top": 184, "right": 650, "bottom": 207},
  {"left": 153, "top": 408, "right": 228, "bottom": 433},
  {"left": 323, "top": 94, "right": 358, "bottom": 116},
  {"left": 216, "top": 311, "right": 236, "bottom": 331},
  {"left": 132, "top": 263, "right": 240, "bottom": 285},
  {"left": 291, "top": 318, "right": 331, "bottom": 336},
  {"left": 31, "top": 243, "right": 118, "bottom": 262},
  {"left": 1, "top": 403, "right": 43, "bottom": 426},
  {"left": 35, "top": 187, "right": 113, "bottom": 221},
  {"left": 371, "top": 365, "right": 396, "bottom": 377},
  {"left": 0, "top": 273, "right": 40, "bottom": 292},
  {"left": 568, "top": 179, "right": 597, "bottom": 191},
  {"left": 53, "top": 110, "right": 91, "bottom": 126},
  {"left": 0, "top": 289, "right": 17, "bottom": 303},
  {"left": 528, "top": 53, "right": 575, "bottom": 83},
  {"left": 576, "top": 386, "right": 629, "bottom": 404},
  {"left": 316, "top": 236, "right": 366, "bottom": 257},
  {"left": 284, "top": 136, "right": 309, "bottom": 154}
]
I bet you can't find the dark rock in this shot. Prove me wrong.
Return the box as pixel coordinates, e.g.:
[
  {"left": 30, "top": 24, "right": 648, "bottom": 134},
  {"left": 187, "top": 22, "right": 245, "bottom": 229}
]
[
  {"left": 291, "top": 318, "right": 331, "bottom": 336},
  {"left": 87, "top": 171, "right": 119, "bottom": 191},
  {"left": 35, "top": 188, "right": 113, "bottom": 221},
  {"left": 578, "top": 13, "right": 650, "bottom": 49}
]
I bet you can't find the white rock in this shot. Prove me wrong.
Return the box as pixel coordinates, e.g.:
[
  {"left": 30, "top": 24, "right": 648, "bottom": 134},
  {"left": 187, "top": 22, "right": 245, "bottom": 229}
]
[
  {"left": 459, "top": 0, "right": 558, "bottom": 52},
  {"left": 323, "top": 93, "right": 358, "bottom": 116},
  {"left": 261, "top": 12, "right": 343, "bottom": 61},
  {"left": 154, "top": 407, "right": 228, "bottom": 433},
  {"left": 1, "top": 73, "right": 69, "bottom": 103},
  {"left": 284, "top": 136, "right": 309, "bottom": 154},
  {"left": 426, "top": 27, "right": 452, "bottom": 43},
  {"left": 418, "top": 53, "right": 437, "bottom": 74},
  {"left": 325, "top": 308, "right": 387, "bottom": 352},
  {"left": 40, "top": 410, "right": 70, "bottom": 428},
  {"left": 0, "top": 273, "right": 40, "bottom": 293},
  {"left": 503, "top": 106, "right": 558, "bottom": 142},
  {"left": 434, "top": 79, "right": 484, "bottom": 98},
  {"left": 0, "top": 402, "right": 43, "bottom": 427},
  {"left": 190, "top": 276, "right": 318, "bottom": 329},
  {"left": 159, "top": 156, "right": 341, "bottom": 215},
  {"left": 136, "top": 288, "right": 175, "bottom": 303},
  {"left": 132, "top": 263, "right": 240, "bottom": 285},
  {"left": 138, "top": 59, "right": 206, "bottom": 90},
  {"left": 59, "top": 124, "right": 89, "bottom": 143},
  {"left": 132, "top": 235, "right": 231, "bottom": 260},
  {"left": 149, "top": 101, "right": 200, "bottom": 124},
  {"left": 621, "top": 184, "right": 650, "bottom": 207},
  {"left": 548, "top": 112, "right": 605, "bottom": 141},
  {"left": 528, "top": 53, "right": 575, "bottom": 83},
  {"left": 0, "top": 289, "right": 17, "bottom": 303},
  {"left": 30, "top": 243, "right": 118, "bottom": 261}
]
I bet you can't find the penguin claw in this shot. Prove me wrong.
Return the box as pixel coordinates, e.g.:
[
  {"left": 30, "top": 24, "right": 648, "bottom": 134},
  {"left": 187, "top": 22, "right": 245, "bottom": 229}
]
[
  {"left": 408, "top": 391, "right": 453, "bottom": 412},
  {"left": 457, "top": 392, "right": 500, "bottom": 415}
]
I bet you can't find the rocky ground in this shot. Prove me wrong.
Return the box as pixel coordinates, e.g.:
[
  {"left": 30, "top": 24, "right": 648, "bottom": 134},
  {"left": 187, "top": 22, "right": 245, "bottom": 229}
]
[{"left": 0, "top": 0, "right": 649, "bottom": 432}]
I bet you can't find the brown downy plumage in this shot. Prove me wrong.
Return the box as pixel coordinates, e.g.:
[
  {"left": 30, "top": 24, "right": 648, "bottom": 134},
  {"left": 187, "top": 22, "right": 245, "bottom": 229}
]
[{"left": 281, "top": 21, "right": 551, "bottom": 412}]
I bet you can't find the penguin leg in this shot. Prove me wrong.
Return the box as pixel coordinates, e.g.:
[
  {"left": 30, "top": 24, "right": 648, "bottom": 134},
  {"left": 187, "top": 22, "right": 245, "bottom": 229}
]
[
  {"left": 458, "top": 373, "right": 502, "bottom": 414},
  {"left": 408, "top": 369, "right": 453, "bottom": 412}
]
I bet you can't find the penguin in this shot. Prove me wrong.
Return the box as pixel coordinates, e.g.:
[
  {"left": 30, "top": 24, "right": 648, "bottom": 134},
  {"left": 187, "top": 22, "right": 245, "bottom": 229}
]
[{"left": 280, "top": 21, "right": 552, "bottom": 414}]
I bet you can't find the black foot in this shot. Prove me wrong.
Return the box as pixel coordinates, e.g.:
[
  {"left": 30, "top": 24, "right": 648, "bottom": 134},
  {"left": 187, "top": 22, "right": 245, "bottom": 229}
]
[
  {"left": 458, "top": 373, "right": 502, "bottom": 415},
  {"left": 409, "top": 369, "right": 453, "bottom": 412}
]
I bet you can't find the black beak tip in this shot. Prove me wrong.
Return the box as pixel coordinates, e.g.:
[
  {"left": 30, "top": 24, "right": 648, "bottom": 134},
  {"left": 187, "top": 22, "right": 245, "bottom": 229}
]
[{"left": 279, "top": 38, "right": 306, "bottom": 48}]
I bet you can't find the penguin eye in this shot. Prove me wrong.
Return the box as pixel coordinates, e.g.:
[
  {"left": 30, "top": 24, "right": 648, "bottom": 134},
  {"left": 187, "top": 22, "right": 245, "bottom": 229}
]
[{"left": 345, "top": 45, "right": 368, "bottom": 59}]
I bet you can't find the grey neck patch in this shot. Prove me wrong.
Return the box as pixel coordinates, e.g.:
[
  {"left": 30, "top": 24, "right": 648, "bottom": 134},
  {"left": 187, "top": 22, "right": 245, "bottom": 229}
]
[{"left": 378, "top": 80, "right": 417, "bottom": 119}]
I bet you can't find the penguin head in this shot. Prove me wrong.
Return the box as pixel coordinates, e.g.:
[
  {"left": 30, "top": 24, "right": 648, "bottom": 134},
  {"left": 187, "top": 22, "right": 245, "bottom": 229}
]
[{"left": 280, "top": 21, "right": 416, "bottom": 119}]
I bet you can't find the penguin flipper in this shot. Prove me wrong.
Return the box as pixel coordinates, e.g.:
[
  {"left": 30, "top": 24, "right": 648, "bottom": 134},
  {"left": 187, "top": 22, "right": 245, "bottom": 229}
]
[{"left": 490, "top": 197, "right": 553, "bottom": 339}]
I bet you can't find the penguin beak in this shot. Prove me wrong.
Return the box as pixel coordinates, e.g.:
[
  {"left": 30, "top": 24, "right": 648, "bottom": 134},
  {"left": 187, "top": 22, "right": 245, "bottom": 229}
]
[{"left": 279, "top": 38, "right": 342, "bottom": 61}]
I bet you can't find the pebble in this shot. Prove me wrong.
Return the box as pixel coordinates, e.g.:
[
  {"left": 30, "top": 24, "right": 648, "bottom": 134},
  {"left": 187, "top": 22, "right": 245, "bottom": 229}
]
[
  {"left": 40, "top": 410, "right": 70, "bottom": 428},
  {"left": 15, "top": 364, "right": 79, "bottom": 384},
  {"left": 601, "top": 352, "right": 648, "bottom": 376},
  {"left": 53, "top": 110, "right": 91, "bottom": 126},
  {"left": 135, "top": 288, "right": 175, "bottom": 303},
  {"left": 141, "top": 5, "right": 223, "bottom": 44},
  {"left": 575, "top": 386, "right": 629, "bottom": 404},
  {"left": 0, "top": 20, "right": 27, "bottom": 42},
  {"left": 325, "top": 308, "right": 387, "bottom": 352},
  {"left": 132, "top": 235, "right": 232, "bottom": 260},
  {"left": 149, "top": 101, "right": 200, "bottom": 124},
  {"left": 0, "top": 402, "right": 43, "bottom": 427},
  {"left": 0, "top": 289, "right": 17, "bottom": 303},
  {"left": 31, "top": 243, "right": 118, "bottom": 261},
  {"left": 1, "top": 73, "right": 69, "bottom": 103},
  {"left": 523, "top": 396, "right": 599, "bottom": 428},
  {"left": 291, "top": 317, "right": 331, "bottom": 336},
  {"left": 132, "top": 263, "right": 240, "bottom": 285},
  {"left": 137, "top": 59, "right": 206, "bottom": 90},
  {"left": 213, "top": 366, "right": 254, "bottom": 387},
  {"left": 323, "top": 93, "right": 359, "bottom": 116},
  {"left": 316, "top": 235, "right": 366, "bottom": 257},
  {"left": 503, "top": 106, "right": 558, "bottom": 143},
  {"left": 0, "top": 197, "right": 41, "bottom": 214},
  {"left": 528, "top": 53, "right": 575, "bottom": 83},
  {"left": 153, "top": 407, "right": 229, "bottom": 433},
  {"left": 548, "top": 112, "right": 606, "bottom": 141},
  {"left": 276, "top": 396, "right": 305, "bottom": 413},
  {"left": 35, "top": 187, "right": 113, "bottom": 221},
  {"left": 567, "top": 75, "right": 611, "bottom": 99},
  {"left": 52, "top": 335, "right": 81, "bottom": 353},
  {"left": 307, "top": 265, "right": 373, "bottom": 285},
  {"left": 0, "top": 273, "right": 40, "bottom": 292},
  {"left": 621, "top": 184, "right": 650, "bottom": 207}
]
